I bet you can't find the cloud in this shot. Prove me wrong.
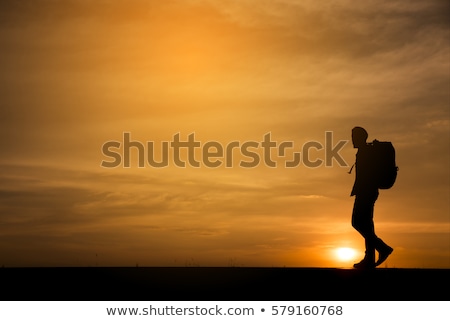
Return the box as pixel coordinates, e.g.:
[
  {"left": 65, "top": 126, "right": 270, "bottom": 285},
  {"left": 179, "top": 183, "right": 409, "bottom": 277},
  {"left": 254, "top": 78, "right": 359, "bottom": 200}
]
[{"left": 191, "top": 0, "right": 450, "bottom": 58}]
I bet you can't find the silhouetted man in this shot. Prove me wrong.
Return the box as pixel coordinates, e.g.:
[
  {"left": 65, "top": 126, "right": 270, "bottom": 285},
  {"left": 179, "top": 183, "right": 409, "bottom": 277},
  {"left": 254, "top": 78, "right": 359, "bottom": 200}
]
[{"left": 351, "top": 127, "right": 393, "bottom": 269}]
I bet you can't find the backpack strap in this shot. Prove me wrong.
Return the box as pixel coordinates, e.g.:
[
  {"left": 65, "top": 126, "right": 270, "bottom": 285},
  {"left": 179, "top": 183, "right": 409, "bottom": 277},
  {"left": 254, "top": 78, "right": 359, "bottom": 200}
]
[{"left": 348, "top": 163, "right": 355, "bottom": 174}]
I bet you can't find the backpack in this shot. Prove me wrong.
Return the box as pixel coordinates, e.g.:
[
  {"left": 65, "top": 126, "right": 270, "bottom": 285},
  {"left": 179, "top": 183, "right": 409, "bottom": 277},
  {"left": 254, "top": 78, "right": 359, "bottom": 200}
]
[{"left": 371, "top": 139, "right": 399, "bottom": 189}]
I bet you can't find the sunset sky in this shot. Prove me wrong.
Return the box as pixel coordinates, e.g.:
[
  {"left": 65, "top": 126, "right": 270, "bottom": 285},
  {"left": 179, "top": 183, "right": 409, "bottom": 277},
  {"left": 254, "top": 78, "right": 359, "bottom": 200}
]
[{"left": 1, "top": 0, "right": 449, "bottom": 268}]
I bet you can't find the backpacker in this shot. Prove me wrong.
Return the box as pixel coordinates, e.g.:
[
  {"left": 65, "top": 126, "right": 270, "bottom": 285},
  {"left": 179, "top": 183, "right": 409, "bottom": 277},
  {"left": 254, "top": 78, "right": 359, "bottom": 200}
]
[{"left": 371, "top": 139, "right": 399, "bottom": 189}]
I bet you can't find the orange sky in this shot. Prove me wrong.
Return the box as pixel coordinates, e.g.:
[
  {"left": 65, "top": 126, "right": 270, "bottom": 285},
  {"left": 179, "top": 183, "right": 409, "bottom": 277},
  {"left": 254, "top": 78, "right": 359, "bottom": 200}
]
[{"left": 0, "top": 0, "right": 449, "bottom": 268}]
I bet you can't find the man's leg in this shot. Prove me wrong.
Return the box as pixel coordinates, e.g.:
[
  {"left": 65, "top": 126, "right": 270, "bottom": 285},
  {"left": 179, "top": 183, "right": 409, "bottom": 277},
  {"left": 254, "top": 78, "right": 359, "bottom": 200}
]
[
  {"left": 375, "top": 237, "right": 393, "bottom": 266},
  {"left": 352, "top": 195, "right": 378, "bottom": 268}
]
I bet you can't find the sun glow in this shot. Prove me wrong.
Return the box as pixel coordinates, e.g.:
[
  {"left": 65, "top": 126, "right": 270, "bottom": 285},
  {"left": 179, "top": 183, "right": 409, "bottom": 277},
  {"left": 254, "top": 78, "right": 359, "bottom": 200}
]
[{"left": 335, "top": 247, "right": 357, "bottom": 262}]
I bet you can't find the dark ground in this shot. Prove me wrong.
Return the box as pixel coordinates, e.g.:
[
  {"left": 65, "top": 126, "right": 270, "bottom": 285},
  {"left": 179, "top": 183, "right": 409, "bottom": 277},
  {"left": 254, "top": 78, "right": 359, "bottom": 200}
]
[{"left": 1, "top": 267, "right": 448, "bottom": 301}]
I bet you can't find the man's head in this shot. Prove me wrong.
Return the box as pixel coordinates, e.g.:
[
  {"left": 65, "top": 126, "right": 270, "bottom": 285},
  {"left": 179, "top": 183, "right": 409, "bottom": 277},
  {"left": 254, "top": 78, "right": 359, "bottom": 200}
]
[{"left": 352, "top": 127, "right": 368, "bottom": 148}]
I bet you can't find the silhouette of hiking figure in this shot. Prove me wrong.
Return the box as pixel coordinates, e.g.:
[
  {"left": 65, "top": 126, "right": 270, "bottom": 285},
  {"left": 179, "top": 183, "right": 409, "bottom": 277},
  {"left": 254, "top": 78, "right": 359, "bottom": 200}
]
[{"left": 350, "top": 127, "right": 393, "bottom": 269}]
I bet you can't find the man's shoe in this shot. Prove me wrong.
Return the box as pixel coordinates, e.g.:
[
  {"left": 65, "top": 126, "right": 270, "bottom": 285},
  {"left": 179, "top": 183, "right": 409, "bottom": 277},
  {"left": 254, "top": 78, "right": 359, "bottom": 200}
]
[
  {"left": 375, "top": 246, "right": 393, "bottom": 267},
  {"left": 353, "top": 259, "right": 375, "bottom": 269}
]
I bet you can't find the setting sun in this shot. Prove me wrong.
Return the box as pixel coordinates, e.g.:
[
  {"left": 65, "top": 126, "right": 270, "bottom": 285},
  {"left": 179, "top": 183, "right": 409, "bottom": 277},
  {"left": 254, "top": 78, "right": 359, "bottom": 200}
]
[{"left": 335, "top": 248, "right": 357, "bottom": 262}]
